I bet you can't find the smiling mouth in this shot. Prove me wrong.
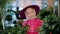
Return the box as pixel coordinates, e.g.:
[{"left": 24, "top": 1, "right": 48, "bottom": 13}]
[{"left": 31, "top": 16, "right": 33, "bottom": 17}]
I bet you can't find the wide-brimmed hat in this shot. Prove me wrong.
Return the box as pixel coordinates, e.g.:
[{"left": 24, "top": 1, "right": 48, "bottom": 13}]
[{"left": 20, "top": 5, "right": 40, "bottom": 19}]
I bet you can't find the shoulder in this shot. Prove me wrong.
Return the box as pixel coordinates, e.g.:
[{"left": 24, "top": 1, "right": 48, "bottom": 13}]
[
  {"left": 35, "top": 18, "right": 43, "bottom": 26},
  {"left": 35, "top": 18, "right": 43, "bottom": 23}
]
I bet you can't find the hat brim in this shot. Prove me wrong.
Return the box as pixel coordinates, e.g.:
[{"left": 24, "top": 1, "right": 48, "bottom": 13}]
[{"left": 20, "top": 5, "right": 40, "bottom": 19}]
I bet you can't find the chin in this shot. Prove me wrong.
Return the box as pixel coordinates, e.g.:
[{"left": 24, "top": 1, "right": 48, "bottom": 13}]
[{"left": 30, "top": 18, "right": 34, "bottom": 19}]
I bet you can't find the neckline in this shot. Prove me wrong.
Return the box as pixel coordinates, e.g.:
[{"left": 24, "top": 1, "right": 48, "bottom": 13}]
[{"left": 27, "top": 18, "right": 37, "bottom": 21}]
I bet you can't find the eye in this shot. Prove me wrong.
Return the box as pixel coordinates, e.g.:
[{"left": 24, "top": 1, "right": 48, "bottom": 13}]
[
  {"left": 31, "top": 11, "right": 34, "bottom": 13},
  {"left": 27, "top": 13, "right": 30, "bottom": 14},
  {"left": 25, "top": 11, "right": 30, "bottom": 15}
]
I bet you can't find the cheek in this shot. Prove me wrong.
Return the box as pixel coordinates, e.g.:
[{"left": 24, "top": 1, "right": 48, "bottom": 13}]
[
  {"left": 25, "top": 14, "right": 30, "bottom": 18},
  {"left": 32, "top": 12, "right": 36, "bottom": 16}
]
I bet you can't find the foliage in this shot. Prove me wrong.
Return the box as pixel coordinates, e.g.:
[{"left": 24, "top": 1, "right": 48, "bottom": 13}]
[
  {"left": 0, "top": 19, "right": 28, "bottom": 34},
  {"left": 37, "top": 8, "right": 52, "bottom": 20},
  {"left": 44, "top": 14, "right": 58, "bottom": 25},
  {"left": 0, "top": 13, "right": 3, "bottom": 29},
  {"left": 0, "top": 13, "right": 1, "bottom": 23},
  {"left": 37, "top": 8, "right": 60, "bottom": 34},
  {"left": 0, "top": 0, "right": 12, "bottom": 29},
  {"left": 0, "top": 0, "right": 11, "bottom": 7},
  {"left": 5, "top": 15, "right": 12, "bottom": 21},
  {"left": 0, "top": 24, "right": 28, "bottom": 34},
  {"left": 42, "top": 14, "right": 60, "bottom": 34}
]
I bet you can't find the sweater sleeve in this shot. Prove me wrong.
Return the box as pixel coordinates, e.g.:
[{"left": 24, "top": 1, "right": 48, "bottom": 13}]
[
  {"left": 37, "top": 20, "right": 43, "bottom": 27},
  {"left": 22, "top": 21, "right": 27, "bottom": 27}
]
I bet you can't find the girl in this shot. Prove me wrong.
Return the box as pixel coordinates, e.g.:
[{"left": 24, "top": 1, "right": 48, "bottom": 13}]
[{"left": 20, "top": 5, "right": 43, "bottom": 34}]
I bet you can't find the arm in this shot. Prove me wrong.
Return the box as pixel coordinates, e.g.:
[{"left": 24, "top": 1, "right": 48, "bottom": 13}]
[
  {"left": 37, "top": 20, "right": 43, "bottom": 27},
  {"left": 37, "top": 20, "right": 43, "bottom": 32},
  {"left": 22, "top": 21, "right": 27, "bottom": 27}
]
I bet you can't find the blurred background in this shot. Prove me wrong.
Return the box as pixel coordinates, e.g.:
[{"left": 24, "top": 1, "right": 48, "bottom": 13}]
[{"left": 0, "top": 0, "right": 60, "bottom": 34}]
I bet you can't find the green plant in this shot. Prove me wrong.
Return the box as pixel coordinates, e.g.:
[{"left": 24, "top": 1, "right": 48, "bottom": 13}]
[
  {"left": 41, "top": 14, "right": 60, "bottom": 34},
  {"left": 0, "top": 13, "right": 3, "bottom": 29},
  {"left": 37, "top": 8, "right": 52, "bottom": 20},
  {"left": 0, "top": 0, "right": 12, "bottom": 29},
  {"left": 5, "top": 15, "right": 12, "bottom": 21},
  {"left": 37, "top": 8, "right": 60, "bottom": 34},
  {"left": 0, "top": 24, "right": 28, "bottom": 34},
  {"left": 0, "top": 19, "right": 28, "bottom": 34},
  {"left": 0, "top": 0, "right": 11, "bottom": 7}
]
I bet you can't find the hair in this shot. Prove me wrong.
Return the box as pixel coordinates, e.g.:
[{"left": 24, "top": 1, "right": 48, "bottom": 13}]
[{"left": 25, "top": 7, "right": 35, "bottom": 11}]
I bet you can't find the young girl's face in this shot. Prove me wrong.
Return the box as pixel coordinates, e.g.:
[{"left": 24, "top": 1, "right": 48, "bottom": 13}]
[{"left": 25, "top": 8, "right": 36, "bottom": 20}]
